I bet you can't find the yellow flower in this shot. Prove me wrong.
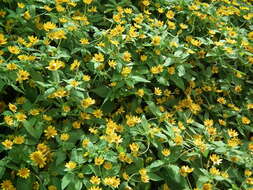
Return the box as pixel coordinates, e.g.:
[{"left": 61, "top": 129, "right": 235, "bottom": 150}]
[
  {"left": 210, "top": 154, "right": 222, "bottom": 165},
  {"left": 166, "top": 10, "right": 175, "bottom": 19},
  {"left": 8, "top": 46, "right": 20, "bottom": 54},
  {"left": 44, "top": 5, "right": 52, "bottom": 12},
  {"left": 95, "top": 157, "right": 104, "bottom": 165},
  {"left": 173, "top": 135, "right": 183, "bottom": 145},
  {"left": 210, "top": 167, "right": 220, "bottom": 176},
  {"left": 108, "top": 60, "right": 117, "bottom": 69},
  {"left": 30, "top": 151, "right": 47, "bottom": 168},
  {"left": 152, "top": 36, "right": 161, "bottom": 46},
  {"left": 24, "top": 11, "right": 31, "bottom": 20},
  {"left": 190, "top": 39, "right": 202, "bottom": 47},
  {"left": 8, "top": 103, "right": 17, "bottom": 112},
  {"left": 141, "top": 174, "right": 150, "bottom": 183},
  {"left": 60, "top": 133, "right": 70, "bottom": 141},
  {"left": 245, "top": 169, "right": 252, "bottom": 177},
  {"left": 140, "top": 55, "right": 147, "bottom": 62},
  {"left": 0, "top": 33, "right": 7, "bottom": 45},
  {"left": 151, "top": 65, "right": 163, "bottom": 74},
  {"left": 126, "top": 115, "right": 141, "bottom": 127},
  {"left": 44, "top": 125, "right": 57, "bottom": 139},
  {"left": 93, "top": 109, "right": 103, "bottom": 118},
  {"left": 248, "top": 32, "right": 253, "bottom": 40},
  {"left": 129, "top": 143, "right": 139, "bottom": 152},
  {"left": 48, "top": 185, "right": 57, "bottom": 190},
  {"left": 0, "top": 180, "right": 15, "bottom": 190},
  {"left": 93, "top": 52, "right": 104, "bottom": 62},
  {"left": 29, "top": 109, "right": 40, "bottom": 116},
  {"left": 43, "top": 22, "right": 56, "bottom": 31},
  {"left": 204, "top": 119, "right": 213, "bottom": 127},
  {"left": 80, "top": 38, "right": 89, "bottom": 45},
  {"left": 4, "top": 116, "right": 14, "bottom": 126},
  {"left": 46, "top": 60, "right": 65, "bottom": 71},
  {"left": 2, "top": 139, "right": 13, "bottom": 149},
  {"left": 82, "top": 139, "right": 90, "bottom": 148},
  {"left": 121, "top": 67, "right": 132, "bottom": 76},
  {"left": 65, "top": 161, "right": 77, "bottom": 170},
  {"left": 16, "top": 70, "right": 30, "bottom": 82},
  {"left": 13, "top": 136, "right": 25, "bottom": 144},
  {"left": 48, "top": 30, "right": 66, "bottom": 40},
  {"left": 83, "top": 75, "right": 91, "bottom": 81},
  {"left": 81, "top": 97, "right": 95, "bottom": 108},
  {"left": 103, "top": 176, "right": 120, "bottom": 188},
  {"left": 136, "top": 89, "right": 144, "bottom": 97},
  {"left": 15, "top": 113, "right": 27, "bottom": 121},
  {"left": 90, "top": 176, "right": 101, "bottom": 185},
  {"left": 139, "top": 168, "right": 147, "bottom": 176},
  {"left": 180, "top": 165, "right": 194, "bottom": 177},
  {"left": 89, "top": 186, "right": 102, "bottom": 190},
  {"left": 122, "top": 51, "right": 131, "bottom": 62},
  {"left": 72, "top": 121, "right": 81, "bottom": 129},
  {"left": 83, "top": 0, "right": 93, "bottom": 4},
  {"left": 103, "top": 162, "right": 112, "bottom": 170},
  {"left": 180, "top": 23, "right": 188, "bottom": 29},
  {"left": 17, "top": 168, "right": 30, "bottom": 179},
  {"left": 70, "top": 80, "right": 79, "bottom": 88},
  {"left": 242, "top": 116, "right": 250, "bottom": 124},
  {"left": 202, "top": 183, "right": 212, "bottom": 190},
  {"left": 154, "top": 87, "right": 162, "bottom": 96},
  {"left": 161, "top": 148, "right": 171, "bottom": 156},
  {"left": 168, "top": 66, "right": 175, "bottom": 75}
]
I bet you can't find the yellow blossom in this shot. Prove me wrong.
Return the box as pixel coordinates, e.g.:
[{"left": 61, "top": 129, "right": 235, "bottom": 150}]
[
  {"left": 8, "top": 46, "right": 20, "bottom": 54},
  {"left": 95, "top": 157, "right": 104, "bottom": 165},
  {"left": 44, "top": 125, "right": 57, "bottom": 139},
  {"left": 180, "top": 165, "right": 194, "bottom": 177},
  {"left": 30, "top": 151, "right": 47, "bottom": 168},
  {"left": 2, "top": 139, "right": 13, "bottom": 149},
  {"left": 43, "top": 22, "right": 56, "bottom": 31},
  {"left": 65, "top": 161, "right": 77, "bottom": 170},
  {"left": 17, "top": 168, "right": 30, "bottom": 179}
]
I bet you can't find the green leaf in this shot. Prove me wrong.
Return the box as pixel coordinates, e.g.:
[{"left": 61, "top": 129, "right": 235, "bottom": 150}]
[
  {"left": 0, "top": 79, "right": 5, "bottom": 91},
  {"left": 163, "top": 165, "right": 188, "bottom": 189},
  {"left": 74, "top": 180, "right": 82, "bottom": 190},
  {"left": 146, "top": 101, "right": 161, "bottom": 117},
  {"left": 147, "top": 160, "right": 164, "bottom": 169},
  {"left": 148, "top": 173, "right": 163, "bottom": 181},
  {"left": 55, "top": 151, "right": 66, "bottom": 166},
  {"left": 91, "top": 86, "right": 110, "bottom": 98},
  {"left": 62, "top": 173, "right": 74, "bottom": 190},
  {"left": 164, "top": 57, "right": 173, "bottom": 66},
  {"left": 177, "top": 65, "right": 185, "bottom": 77},
  {"left": 23, "top": 119, "right": 43, "bottom": 139},
  {"left": 16, "top": 177, "right": 33, "bottom": 189},
  {"left": 170, "top": 75, "right": 185, "bottom": 90},
  {"left": 130, "top": 76, "right": 150, "bottom": 83}
]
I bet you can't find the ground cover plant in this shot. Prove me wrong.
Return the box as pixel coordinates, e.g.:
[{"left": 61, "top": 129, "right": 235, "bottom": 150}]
[{"left": 0, "top": 0, "right": 253, "bottom": 189}]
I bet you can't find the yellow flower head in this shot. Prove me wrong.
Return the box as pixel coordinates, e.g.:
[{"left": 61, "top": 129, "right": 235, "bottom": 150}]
[
  {"left": 8, "top": 46, "right": 20, "bottom": 54},
  {"left": 16, "top": 70, "right": 30, "bottom": 82},
  {"left": 46, "top": 60, "right": 65, "bottom": 71},
  {"left": 65, "top": 161, "right": 77, "bottom": 170},
  {"left": 93, "top": 52, "right": 104, "bottom": 62},
  {"left": 17, "top": 168, "right": 30, "bottom": 179},
  {"left": 30, "top": 151, "right": 46, "bottom": 168},
  {"left": 2, "top": 139, "right": 13, "bottom": 149},
  {"left": 43, "top": 22, "right": 56, "bottom": 31},
  {"left": 44, "top": 125, "right": 57, "bottom": 139},
  {"left": 180, "top": 165, "right": 194, "bottom": 177}
]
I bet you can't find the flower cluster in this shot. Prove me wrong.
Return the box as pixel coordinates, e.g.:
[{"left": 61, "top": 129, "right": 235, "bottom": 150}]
[{"left": 0, "top": 0, "right": 253, "bottom": 189}]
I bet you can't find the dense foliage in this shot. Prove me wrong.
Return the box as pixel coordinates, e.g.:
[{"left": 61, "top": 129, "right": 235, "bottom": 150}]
[{"left": 0, "top": 0, "right": 253, "bottom": 189}]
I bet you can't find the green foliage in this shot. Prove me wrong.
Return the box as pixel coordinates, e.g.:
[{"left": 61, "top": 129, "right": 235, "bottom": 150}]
[{"left": 0, "top": 0, "right": 253, "bottom": 190}]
